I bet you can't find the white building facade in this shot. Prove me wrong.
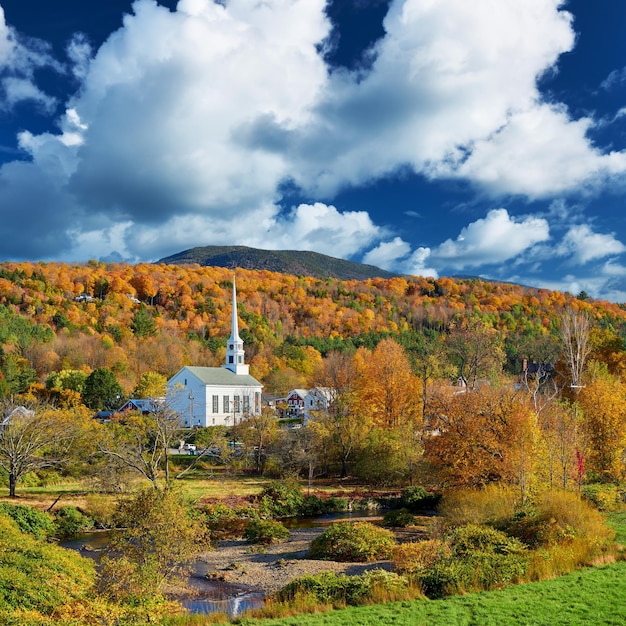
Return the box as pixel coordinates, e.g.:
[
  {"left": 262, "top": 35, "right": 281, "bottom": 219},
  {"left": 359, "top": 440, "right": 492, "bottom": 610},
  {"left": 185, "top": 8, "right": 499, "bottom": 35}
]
[{"left": 167, "top": 279, "right": 263, "bottom": 427}]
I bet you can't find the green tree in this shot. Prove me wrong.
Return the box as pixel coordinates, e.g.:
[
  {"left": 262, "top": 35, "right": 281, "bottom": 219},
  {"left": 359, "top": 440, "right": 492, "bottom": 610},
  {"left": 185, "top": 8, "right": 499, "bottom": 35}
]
[
  {"left": 131, "top": 304, "right": 157, "bottom": 338},
  {"left": 45, "top": 369, "right": 88, "bottom": 394},
  {"left": 445, "top": 317, "right": 505, "bottom": 389},
  {"left": 82, "top": 367, "right": 124, "bottom": 410}
]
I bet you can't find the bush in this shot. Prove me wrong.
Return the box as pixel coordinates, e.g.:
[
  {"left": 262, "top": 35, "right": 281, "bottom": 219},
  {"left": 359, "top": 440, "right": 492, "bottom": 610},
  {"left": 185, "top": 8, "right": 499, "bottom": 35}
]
[
  {"left": 409, "top": 525, "right": 528, "bottom": 598},
  {"left": 401, "top": 486, "right": 441, "bottom": 510},
  {"left": 202, "top": 502, "right": 259, "bottom": 540},
  {"left": 54, "top": 506, "right": 94, "bottom": 538},
  {"left": 258, "top": 481, "right": 304, "bottom": 518},
  {"left": 244, "top": 519, "right": 290, "bottom": 545},
  {"left": 84, "top": 493, "right": 117, "bottom": 528},
  {"left": 300, "top": 494, "right": 350, "bottom": 516},
  {"left": 506, "top": 490, "right": 614, "bottom": 549},
  {"left": 275, "top": 569, "right": 409, "bottom": 607},
  {"left": 581, "top": 483, "right": 624, "bottom": 512},
  {"left": 0, "top": 503, "right": 55, "bottom": 539},
  {"left": 309, "top": 522, "right": 396, "bottom": 562},
  {"left": 383, "top": 508, "right": 418, "bottom": 528},
  {"left": 0, "top": 515, "right": 95, "bottom": 614},
  {"left": 393, "top": 539, "right": 451, "bottom": 574},
  {"left": 439, "top": 484, "right": 520, "bottom": 528}
]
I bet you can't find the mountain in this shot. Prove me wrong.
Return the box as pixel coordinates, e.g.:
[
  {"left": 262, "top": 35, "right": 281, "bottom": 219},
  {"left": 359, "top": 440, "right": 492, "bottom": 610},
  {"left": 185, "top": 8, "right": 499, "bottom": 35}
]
[{"left": 157, "top": 245, "right": 398, "bottom": 280}]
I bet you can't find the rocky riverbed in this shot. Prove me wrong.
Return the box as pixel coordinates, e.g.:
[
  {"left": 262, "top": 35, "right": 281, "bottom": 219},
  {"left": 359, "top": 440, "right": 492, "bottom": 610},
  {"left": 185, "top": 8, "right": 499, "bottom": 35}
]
[{"left": 192, "top": 526, "right": 394, "bottom": 595}]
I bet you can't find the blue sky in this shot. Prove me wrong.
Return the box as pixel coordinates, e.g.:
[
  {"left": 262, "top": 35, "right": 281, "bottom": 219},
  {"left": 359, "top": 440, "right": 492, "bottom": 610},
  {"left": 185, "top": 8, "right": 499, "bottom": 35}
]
[{"left": 1, "top": 1, "right": 626, "bottom": 301}]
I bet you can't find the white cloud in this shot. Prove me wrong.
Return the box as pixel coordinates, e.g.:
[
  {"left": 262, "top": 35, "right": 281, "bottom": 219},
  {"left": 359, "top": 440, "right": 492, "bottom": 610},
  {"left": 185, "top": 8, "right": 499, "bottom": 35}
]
[
  {"left": 447, "top": 104, "right": 626, "bottom": 198},
  {"left": 428, "top": 208, "right": 550, "bottom": 270},
  {"left": 556, "top": 224, "right": 626, "bottom": 263},
  {"left": 0, "top": 6, "right": 63, "bottom": 110},
  {"left": 267, "top": 202, "right": 384, "bottom": 257},
  {"left": 363, "top": 237, "right": 411, "bottom": 270}
]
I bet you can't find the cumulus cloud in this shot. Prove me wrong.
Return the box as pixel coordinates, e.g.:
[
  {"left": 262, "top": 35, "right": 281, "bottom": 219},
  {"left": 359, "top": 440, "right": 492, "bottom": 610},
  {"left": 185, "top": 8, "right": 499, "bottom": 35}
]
[
  {"left": 363, "top": 237, "right": 411, "bottom": 270},
  {"left": 427, "top": 209, "right": 550, "bottom": 270},
  {"left": 556, "top": 224, "right": 626, "bottom": 263}
]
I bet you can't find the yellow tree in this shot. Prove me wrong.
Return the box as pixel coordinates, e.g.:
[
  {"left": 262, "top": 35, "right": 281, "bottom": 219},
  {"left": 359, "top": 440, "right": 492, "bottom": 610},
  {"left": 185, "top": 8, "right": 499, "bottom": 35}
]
[
  {"left": 354, "top": 339, "right": 422, "bottom": 429},
  {"left": 353, "top": 340, "right": 424, "bottom": 485},
  {"left": 537, "top": 400, "right": 581, "bottom": 489},
  {"left": 577, "top": 369, "right": 626, "bottom": 482},
  {"left": 308, "top": 351, "right": 370, "bottom": 478}
]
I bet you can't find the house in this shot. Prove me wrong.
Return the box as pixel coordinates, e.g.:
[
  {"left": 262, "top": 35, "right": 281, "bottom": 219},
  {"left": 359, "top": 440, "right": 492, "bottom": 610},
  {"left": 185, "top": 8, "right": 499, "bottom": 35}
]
[
  {"left": 117, "top": 398, "right": 164, "bottom": 414},
  {"left": 303, "top": 387, "right": 335, "bottom": 424},
  {"left": 167, "top": 279, "right": 263, "bottom": 428},
  {"left": 285, "top": 389, "right": 308, "bottom": 418}
]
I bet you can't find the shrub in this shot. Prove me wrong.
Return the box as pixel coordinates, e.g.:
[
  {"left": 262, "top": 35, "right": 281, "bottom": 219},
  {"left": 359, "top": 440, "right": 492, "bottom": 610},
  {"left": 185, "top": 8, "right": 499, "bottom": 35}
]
[
  {"left": 244, "top": 519, "right": 290, "bottom": 545},
  {"left": 393, "top": 539, "right": 451, "bottom": 574},
  {"left": 84, "top": 493, "right": 117, "bottom": 528},
  {"left": 401, "top": 486, "right": 441, "bottom": 510},
  {"left": 275, "top": 569, "right": 410, "bottom": 607},
  {"left": 309, "top": 522, "right": 396, "bottom": 562},
  {"left": 54, "top": 506, "right": 94, "bottom": 538},
  {"left": 383, "top": 508, "right": 418, "bottom": 528},
  {"left": 439, "top": 483, "right": 520, "bottom": 528},
  {"left": 202, "top": 502, "right": 259, "bottom": 540},
  {"left": 258, "top": 481, "right": 304, "bottom": 518},
  {"left": 409, "top": 525, "right": 528, "bottom": 598},
  {"left": 506, "top": 490, "right": 614, "bottom": 549},
  {"left": 300, "top": 495, "right": 350, "bottom": 516},
  {"left": 0, "top": 503, "right": 55, "bottom": 539},
  {"left": 0, "top": 515, "right": 95, "bottom": 614},
  {"left": 581, "top": 483, "right": 623, "bottom": 512}
]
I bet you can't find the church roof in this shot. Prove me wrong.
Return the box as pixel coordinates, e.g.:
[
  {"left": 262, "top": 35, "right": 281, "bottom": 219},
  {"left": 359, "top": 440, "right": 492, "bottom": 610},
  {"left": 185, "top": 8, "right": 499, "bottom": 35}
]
[{"left": 183, "top": 366, "right": 262, "bottom": 387}]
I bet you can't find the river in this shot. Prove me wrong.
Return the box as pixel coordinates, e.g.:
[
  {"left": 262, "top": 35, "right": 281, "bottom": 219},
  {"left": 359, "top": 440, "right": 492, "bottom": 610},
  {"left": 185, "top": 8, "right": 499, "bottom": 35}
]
[{"left": 62, "top": 509, "right": 384, "bottom": 617}]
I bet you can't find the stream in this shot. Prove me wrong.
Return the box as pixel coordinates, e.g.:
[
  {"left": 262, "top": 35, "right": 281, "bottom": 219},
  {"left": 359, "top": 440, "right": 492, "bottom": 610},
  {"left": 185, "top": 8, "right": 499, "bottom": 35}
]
[{"left": 62, "top": 509, "right": 384, "bottom": 617}]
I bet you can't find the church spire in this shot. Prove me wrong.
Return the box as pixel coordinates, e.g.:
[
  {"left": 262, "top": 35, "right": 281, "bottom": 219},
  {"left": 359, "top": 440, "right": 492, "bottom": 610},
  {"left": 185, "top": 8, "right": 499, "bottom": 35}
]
[{"left": 224, "top": 276, "right": 249, "bottom": 375}]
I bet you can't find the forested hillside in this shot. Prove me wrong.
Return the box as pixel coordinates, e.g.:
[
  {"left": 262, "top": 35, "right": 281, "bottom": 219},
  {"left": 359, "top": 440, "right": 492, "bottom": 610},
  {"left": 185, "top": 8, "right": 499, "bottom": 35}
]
[{"left": 0, "top": 259, "right": 625, "bottom": 397}]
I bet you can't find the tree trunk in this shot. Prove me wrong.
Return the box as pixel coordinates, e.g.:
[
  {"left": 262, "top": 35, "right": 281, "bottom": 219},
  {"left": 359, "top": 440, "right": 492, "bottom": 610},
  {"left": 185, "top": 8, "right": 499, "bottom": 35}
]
[{"left": 9, "top": 473, "right": 17, "bottom": 498}]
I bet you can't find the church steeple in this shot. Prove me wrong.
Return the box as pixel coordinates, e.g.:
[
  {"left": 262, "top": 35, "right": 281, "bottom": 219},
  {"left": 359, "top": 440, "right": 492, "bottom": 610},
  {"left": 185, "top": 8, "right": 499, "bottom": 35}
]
[{"left": 224, "top": 276, "right": 249, "bottom": 375}]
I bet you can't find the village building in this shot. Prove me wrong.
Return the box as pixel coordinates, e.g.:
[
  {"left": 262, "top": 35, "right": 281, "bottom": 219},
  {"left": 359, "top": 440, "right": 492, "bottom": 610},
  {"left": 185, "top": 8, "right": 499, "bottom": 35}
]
[
  {"left": 285, "top": 389, "right": 308, "bottom": 418},
  {"left": 167, "top": 279, "right": 262, "bottom": 427},
  {"left": 303, "top": 387, "right": 335, "bottom": 424}
]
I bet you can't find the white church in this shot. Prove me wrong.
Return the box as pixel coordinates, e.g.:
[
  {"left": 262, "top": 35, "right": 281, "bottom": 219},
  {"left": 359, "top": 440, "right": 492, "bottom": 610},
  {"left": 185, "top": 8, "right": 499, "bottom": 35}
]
[{"left": 167, "top": 279, "right": 263, "bottom": 428}]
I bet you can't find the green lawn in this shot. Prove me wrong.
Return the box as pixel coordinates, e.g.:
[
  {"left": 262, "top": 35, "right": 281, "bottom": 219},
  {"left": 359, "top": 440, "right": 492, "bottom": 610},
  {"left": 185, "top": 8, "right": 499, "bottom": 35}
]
[{"left": 239, "top": 560, "right": 626, "bottom": 626}]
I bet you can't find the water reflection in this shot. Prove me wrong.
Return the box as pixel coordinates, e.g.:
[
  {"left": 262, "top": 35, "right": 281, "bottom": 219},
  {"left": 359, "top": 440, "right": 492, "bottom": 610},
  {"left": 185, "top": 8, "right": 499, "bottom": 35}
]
[{"left": 181, "top": 579, "right": 265, "bottom": 617}]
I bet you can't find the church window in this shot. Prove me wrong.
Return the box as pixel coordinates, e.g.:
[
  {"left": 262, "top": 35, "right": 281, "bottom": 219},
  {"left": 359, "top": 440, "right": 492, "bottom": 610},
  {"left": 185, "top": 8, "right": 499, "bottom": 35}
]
[
  {"left": 212, "top": 395, "right": 219, "bottom": 413},
  {"left": 229, "top": 356, "right": 234, "bottom": 364},
  {"left": 234, "top": 396, "right": 241, "bottom": 412},
  {"left": 223, "top": 396, "right": 229, "bottom": 412},
  {"left": 243, "top": 395, "right": 250, "bottom": 413}
]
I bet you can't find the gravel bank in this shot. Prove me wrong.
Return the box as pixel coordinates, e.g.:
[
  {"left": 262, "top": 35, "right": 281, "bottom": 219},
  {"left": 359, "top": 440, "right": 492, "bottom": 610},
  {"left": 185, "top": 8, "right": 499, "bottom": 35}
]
[{"left": 193, "top": 526, "right": 394, "bottom": 595}]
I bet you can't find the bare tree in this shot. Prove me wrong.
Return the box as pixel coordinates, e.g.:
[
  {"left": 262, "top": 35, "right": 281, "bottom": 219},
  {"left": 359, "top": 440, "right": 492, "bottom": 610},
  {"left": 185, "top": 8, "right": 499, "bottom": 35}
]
[
  {"left": 560, "top": 308, "right": 591, "bottom": 390},
  {"left": 98, "top": 398, "right": 182, "bottom": 488},
  {"left": 0, "top": 401, "right": 82, "bottom": 497}
]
